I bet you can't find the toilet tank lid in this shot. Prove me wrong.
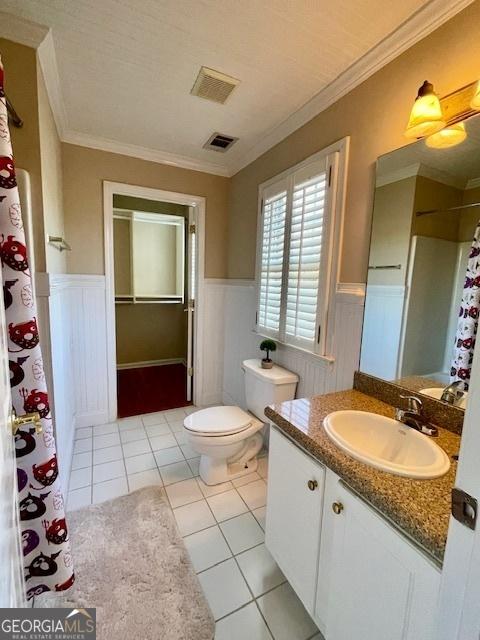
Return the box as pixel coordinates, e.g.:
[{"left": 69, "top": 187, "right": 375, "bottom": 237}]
[{"left": 242, "top": 359, "right": 299, "bottom": 385}]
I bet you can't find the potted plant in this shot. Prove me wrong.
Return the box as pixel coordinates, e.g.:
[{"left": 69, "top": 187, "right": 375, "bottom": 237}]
[{"left": 260, "top": 339, "right": 277, "bottom": 369}]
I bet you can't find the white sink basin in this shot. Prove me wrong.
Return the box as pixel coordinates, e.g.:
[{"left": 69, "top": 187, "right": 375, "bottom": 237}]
[
  {"left": 420, "top": 387, "right": 467, "bottom": 409},
  {"left": 323, "top": 410, "right": 450, "bottom": 479}
]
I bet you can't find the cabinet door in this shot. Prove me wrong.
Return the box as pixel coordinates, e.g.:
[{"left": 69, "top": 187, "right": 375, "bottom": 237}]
[
  {"left": 266, "top": 427, "right": 325, "bottom": 613},
  {"left": 318, "top": 471, "right": 441, "bottom": 640}
]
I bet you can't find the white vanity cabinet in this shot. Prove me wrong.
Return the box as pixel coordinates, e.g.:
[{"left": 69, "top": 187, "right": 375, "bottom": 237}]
[
  {"left": 266, "top": 427, "right": 325, "bottom": 613},
  {"left": 317, "top": 470, "right": 441, "bottom": 640},
  {"left": 266, "top": 427, "right": 441, "bottom": 640}
]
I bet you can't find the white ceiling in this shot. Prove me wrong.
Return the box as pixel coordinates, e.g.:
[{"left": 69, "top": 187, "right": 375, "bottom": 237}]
[{"left": 0, "top": 0, "right": 473, "bottom": 176}]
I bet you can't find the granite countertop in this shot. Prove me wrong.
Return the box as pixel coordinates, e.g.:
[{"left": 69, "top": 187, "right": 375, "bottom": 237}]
[
  {"left": 265, "top": 389, "right": 460, "bottom": 565},
  {"left": 394, "top": 376, "right": 445, "bottom": 394}
]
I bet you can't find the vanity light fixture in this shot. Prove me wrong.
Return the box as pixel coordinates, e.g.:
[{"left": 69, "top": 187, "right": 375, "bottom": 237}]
[
  {"left": 405, "top": 79, "right": 480, "bottom": 148},
  {"left": 426, "top": 122, "right": 467, "bottom": 149},
  {"left": 471, "top": 80, "right": 480, "bottom": 109},
  {"left": 404, "top": 81, "right": 445, "bottom": 139}
]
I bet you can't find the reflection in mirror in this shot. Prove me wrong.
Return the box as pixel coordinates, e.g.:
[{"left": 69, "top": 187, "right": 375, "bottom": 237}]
[{"left": 360, "top": 113, "right": 480, "bottom": 410}]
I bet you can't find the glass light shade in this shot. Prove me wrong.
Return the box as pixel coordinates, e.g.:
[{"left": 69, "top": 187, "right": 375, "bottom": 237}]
[
  {"left": 471, "top": 80, "right": 480, "bottom": 110},
  {"left": 426, "top": 122, "right": 467, "bottom": 149},
  {"left": 405, "top": 92, "right": 446, "bottom": 139}
]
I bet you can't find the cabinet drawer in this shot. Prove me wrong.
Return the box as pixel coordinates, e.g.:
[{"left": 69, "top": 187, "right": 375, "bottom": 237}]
[{"left": 266, "top": 427, "right": 325, "bottom": 613}]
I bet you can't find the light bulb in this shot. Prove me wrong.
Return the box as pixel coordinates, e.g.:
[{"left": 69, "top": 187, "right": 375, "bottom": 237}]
[{"left": 426, "top": 122, "right": 467, "bottom": 148}]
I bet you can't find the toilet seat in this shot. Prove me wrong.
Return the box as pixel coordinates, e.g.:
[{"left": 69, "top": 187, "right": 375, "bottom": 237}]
[{"left": 184, "top": 405, "right": 254, "bottom": 437}]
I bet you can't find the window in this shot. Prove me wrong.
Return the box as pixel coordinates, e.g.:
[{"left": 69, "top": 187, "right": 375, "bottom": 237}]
[{"left": 256, "top": 140, "right": 348, "bottom": 355}]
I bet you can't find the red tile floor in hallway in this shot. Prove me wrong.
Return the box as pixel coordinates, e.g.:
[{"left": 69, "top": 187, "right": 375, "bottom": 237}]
[{"left": 117, "top": 363, "right": 191, "bottom": 417}]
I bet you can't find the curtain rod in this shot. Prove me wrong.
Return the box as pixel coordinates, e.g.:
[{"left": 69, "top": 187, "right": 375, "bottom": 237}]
[
  {"left": 416, "top": 202, "right": 480, "bottom": 217},
  {"left": 5, "top": 95, "right": 23, "bottom": 128}
]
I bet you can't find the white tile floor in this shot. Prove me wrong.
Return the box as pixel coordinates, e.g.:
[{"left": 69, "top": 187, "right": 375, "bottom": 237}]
[{"left": 68, "top": 406, "right": 321, "bottom": 640}]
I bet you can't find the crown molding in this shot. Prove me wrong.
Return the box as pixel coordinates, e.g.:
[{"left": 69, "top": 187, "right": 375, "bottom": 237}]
[
  {"left": 0, "top": 11, "right": 48, "bottom": 48},
  {"left": 228, "top": 0, "right": 475, "bottom": 176},
  {"left": 377, "top": 162, "right": 467, "bottom": 190},
  {"left": 376, "top": 163, "right": 421, "bottom": 187},
  {"left": 466, "top": 177, "right": 480, "bottom": 190},
  {"left": 61, "top": 130, "right": 231, "bottom": 177},
  {"left": 37, "top": 30, "right": 68, "bottom": 138}
]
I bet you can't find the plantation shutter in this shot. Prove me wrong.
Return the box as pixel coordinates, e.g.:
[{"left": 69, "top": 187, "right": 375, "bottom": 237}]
[
  {"left": 257, "top": 185, "right": 288, "bottom": 337},
  {"left": 256, "top": 145, "right": 342, "bottom": 356},
  {"left": 285, "top": 160, "right": 329, "bottom": 349}
]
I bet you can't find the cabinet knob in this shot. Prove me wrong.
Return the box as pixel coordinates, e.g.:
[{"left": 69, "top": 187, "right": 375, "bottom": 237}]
[
  {"left": 307, "top": 479, "right": 318, "bottom": 491},
  {"left": 332, "top": 501, "right": 344, "bottom": 515}
]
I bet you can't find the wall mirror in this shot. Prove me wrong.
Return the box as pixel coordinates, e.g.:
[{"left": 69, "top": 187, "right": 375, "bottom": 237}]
[
  {"left": 360, "top": 113, "right": 480, "bottom": 411},
  {"left": 113, "top": 209, "right": 185, "bottom": 303}
]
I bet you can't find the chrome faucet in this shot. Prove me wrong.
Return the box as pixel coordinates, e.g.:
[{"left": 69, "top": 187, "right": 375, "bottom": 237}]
[
  {"left": 395, "top": 395, "right": 438, "bottom": 437},
  {"left": 441, "top": 380, "right": 465, "bottom": 405}
]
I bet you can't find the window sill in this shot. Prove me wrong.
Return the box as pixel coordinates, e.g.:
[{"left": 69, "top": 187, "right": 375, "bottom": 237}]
[{"left": 252, "top": 329, "right": 335, "bottom": 366}]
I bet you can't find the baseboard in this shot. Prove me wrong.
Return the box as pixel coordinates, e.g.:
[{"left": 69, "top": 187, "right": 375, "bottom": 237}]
[
  {"left": 75, "top": 411, "right": 110, "bottom": 428},
  {"left": 116, "top": 358, "right": 186, "bottom": 370}
]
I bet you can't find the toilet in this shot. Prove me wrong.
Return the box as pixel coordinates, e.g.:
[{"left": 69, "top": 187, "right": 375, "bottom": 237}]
[{"left": 184, "top": 359, "right": 298, "bottom": 485}]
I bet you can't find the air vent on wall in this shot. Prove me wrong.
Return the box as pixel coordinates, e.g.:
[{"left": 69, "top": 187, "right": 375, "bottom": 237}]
[
  {"left": 203, "top": 132, "right": 239, "bottom": 153},
  {"left": 191, "top": 66, "right": 240, "bottom": 104}
]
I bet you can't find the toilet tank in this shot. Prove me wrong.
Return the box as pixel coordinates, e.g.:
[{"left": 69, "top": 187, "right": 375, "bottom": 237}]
[{"left": 242, "top": 359, "right": 298, "bottom": 421}]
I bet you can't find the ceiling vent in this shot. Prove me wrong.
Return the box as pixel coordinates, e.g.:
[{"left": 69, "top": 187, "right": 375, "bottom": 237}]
[
  {"left": 191, "top": 66, "right": 240, "bottom": 104},
  {"left": 203, "top": 132, "right": 239, "bottom": 153}
]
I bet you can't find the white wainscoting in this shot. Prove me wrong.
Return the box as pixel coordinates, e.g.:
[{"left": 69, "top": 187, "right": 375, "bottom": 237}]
[
  {"left": 221, "top": 281, "right": 259, "bottom": 407},
  {"left": 213, "top": 280, "right": 365, "bottom": 408},
  {"left": 198, "top": 281, "right": 228, "bottom": 406},
  {"left": 55, "top": 275, "right": 109, "bottom": 428},
  {"left": 360, "top": 284, "right": 405, "bottom": 380},
  {"left": 38, "top": 274, "right": 109, "bottom": 491}
]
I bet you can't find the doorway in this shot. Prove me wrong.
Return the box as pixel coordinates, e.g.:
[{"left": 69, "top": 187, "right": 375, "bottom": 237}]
[{"left": 104, "top": 183, "right": 205, "bottom": 421}]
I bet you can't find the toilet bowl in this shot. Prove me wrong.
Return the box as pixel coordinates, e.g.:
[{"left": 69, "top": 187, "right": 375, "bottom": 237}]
[
  {"left": 183, "top": 359, "right": 298, "bottom": 485},
  {"left": 184, "top": 406, "right": 264, "bottom": 485}
]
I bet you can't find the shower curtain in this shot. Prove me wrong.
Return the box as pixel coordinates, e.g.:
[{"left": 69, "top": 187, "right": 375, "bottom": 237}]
[
  {"left": 0, "top": 58, "right": 74, "bottom": 598},
  {"left": 450, "top": 221, "right": 480, "bottom": 390}
]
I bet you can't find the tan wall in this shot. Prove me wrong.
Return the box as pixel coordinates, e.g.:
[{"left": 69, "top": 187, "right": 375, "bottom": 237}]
[
  {"left": 412, "top": 176, "right": 462, "bottom": 241},
  {"left": 37, "top": 63, "right": 66, "bottom": 273},
  {"left": 227, "top": 1, "right": 480, "bottom": 282},
  {"left": 115, "top": 303, "right": 186, "bottom": 365},
  {"left": 0, "top": 38, "right": 46, "bottom": 271},
  {"left": 62, "top": 143, "right": 229, "bottom": 277},
  {"left": 113, "top": 218, "right": 131, "bottom": 295}
]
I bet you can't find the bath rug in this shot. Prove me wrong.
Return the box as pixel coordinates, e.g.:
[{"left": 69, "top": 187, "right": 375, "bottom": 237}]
[{"left": 36, "top": 486, "right": 214, "bottom": 640}]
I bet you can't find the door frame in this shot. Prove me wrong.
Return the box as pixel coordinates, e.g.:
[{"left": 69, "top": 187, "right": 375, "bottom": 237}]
[
  {"left": 103, "top": 181, "right": 206, "bottom": 421},
  {"left": 435, "top": 334, "right": 480, "bottom": 639}
]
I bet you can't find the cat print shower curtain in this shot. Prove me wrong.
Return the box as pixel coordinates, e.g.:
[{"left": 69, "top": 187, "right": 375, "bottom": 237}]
[
  {"left": 0, "top": 58, "right": 74, "bottom": 598},
  {"left": 450, "top": 221, "right": 480, "bottom": 390}
]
